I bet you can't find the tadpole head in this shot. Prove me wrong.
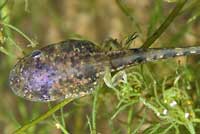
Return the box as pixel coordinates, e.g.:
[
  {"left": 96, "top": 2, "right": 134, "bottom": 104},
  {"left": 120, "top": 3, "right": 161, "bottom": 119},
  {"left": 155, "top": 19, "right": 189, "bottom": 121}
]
[
  {"left": 9, "top": 40, "right": 101, "bottom": 102},
  {"left": 9, "top": 50, "right": 60, "bottom": 102}
]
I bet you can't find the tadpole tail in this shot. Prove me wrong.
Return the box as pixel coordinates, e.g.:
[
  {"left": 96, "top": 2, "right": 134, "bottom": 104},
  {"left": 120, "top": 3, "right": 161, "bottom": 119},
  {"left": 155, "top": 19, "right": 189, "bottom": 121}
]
[{"left": 109, "top": 46, "right": 200, "bottom": 70}]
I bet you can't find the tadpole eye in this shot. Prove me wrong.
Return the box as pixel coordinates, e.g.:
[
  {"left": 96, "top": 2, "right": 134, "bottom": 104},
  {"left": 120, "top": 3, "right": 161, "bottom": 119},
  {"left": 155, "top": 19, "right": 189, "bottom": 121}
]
[{"left": 31, "top": 50, "right": 42, "bottom": 58}]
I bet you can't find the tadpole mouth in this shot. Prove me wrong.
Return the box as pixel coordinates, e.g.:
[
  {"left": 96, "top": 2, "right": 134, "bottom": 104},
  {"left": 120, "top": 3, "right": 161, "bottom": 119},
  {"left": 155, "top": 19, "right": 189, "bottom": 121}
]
[{"left": 9, "top": 60, "right": 25, "bottom": 97}]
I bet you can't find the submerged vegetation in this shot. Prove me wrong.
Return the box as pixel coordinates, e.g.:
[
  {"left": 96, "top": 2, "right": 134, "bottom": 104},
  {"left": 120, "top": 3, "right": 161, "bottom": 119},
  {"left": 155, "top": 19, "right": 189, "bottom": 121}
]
[{"left": 0, "top": 0, "right": 200, "bottom": 134}]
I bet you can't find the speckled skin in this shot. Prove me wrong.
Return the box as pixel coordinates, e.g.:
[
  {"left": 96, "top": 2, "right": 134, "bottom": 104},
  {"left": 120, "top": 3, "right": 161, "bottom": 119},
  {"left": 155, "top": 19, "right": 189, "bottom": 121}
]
[{"left": 9, "top": 39, "right": 200, "bottom": 102}]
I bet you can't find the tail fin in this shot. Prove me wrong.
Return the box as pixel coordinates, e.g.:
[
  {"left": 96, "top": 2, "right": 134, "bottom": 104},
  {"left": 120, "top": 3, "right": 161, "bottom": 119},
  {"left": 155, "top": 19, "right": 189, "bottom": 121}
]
[
  {"left": 136, "top": 47, "right": 200, "bottom": 63},
  {"left": 110, "top": 46, "right": 200, "bottom": 70}
]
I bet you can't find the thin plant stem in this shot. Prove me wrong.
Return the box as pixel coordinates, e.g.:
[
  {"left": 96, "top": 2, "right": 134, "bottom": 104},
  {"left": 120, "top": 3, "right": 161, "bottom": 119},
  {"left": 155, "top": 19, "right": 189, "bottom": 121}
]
[
  {"left": 0, "top": 22, "right": 37, "bottom": 48},
  {"left": 0, "top": 0, "right": 8, "bottom": 11},
  {"left": 55, "top": 122, "right": 70, "bottom": 134},
  {"left": 60, "top": 107, "right": 66, "bottom": 128},
  {"left": 92, "top": 88, "right": 99, "bottom": 134},
  {"left": 7, "top": 37, "right": 23, "bottom": 52},
  {"left": 0, "top": 46, "right": 14, "bottom": 57},
  {"left": 115, "top": 0, "right": 143, "bottom": 35},
  {"left": 142, "top": 0, "right": 187, "bottom": 48},
  {"left": 13, "top": 98, "right": 74, "bottom": 134},
  {"left": 127, "top": 107, "right": 133, "bottom": 134}
]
